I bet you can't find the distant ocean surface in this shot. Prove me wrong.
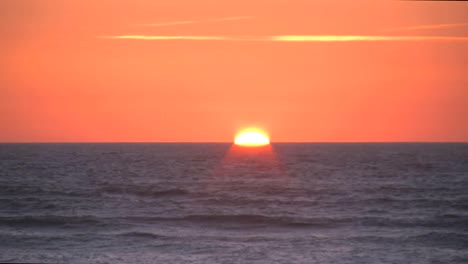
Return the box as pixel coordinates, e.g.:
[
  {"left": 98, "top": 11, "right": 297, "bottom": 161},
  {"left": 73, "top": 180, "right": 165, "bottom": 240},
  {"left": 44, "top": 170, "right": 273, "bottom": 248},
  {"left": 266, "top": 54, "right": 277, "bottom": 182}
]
[{"left": 0, "top": 143, "right": 467, "bottom": 263}]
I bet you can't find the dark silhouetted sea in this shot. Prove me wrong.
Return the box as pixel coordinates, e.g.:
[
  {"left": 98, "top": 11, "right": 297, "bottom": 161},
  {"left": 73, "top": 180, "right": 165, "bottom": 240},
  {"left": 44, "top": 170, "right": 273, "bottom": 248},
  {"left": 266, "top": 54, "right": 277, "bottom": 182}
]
[{"left": 0, "top": 143, "right": 467, "bottom": 263}]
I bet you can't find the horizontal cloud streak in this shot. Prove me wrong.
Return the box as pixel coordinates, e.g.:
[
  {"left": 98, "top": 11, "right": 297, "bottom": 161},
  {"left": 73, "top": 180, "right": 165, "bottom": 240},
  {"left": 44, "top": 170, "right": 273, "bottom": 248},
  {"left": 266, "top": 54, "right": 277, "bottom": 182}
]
[
  {"left": 137, "top": 16, "right": 252, "bottom": 27},
  {"left": 102, "top": 35, "right": 468, "bottom": 42},
  {"left": 386, "top": 22, "right": 468, "bottom": 32},
  {"left": 104, "top": 36, "right": 229, "bottom": 40},
  {"left": 272, "top": 35, "right": 468, "bottom": 42}
]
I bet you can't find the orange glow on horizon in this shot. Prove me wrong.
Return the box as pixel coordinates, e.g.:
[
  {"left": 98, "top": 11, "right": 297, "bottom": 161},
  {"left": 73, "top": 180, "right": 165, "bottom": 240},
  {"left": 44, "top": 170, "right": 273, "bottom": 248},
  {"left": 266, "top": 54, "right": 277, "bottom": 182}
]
[{"left": 234, "top": 129, "right": 270, "bottom": 147}]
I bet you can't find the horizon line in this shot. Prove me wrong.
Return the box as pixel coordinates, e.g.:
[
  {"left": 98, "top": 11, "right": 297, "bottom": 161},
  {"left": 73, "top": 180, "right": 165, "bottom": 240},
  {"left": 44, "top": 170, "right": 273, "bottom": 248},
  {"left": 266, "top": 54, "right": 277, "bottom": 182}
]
[{"left": 1, "top": 141, "right": 466, "bottom": 144}]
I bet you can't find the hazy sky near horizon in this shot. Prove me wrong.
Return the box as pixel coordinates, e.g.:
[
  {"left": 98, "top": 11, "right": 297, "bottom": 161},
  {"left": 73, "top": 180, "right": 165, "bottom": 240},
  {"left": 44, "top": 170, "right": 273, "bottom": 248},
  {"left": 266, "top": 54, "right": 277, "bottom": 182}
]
[{"left": 1, "top": 0, "right": 467, "bottom": 142}]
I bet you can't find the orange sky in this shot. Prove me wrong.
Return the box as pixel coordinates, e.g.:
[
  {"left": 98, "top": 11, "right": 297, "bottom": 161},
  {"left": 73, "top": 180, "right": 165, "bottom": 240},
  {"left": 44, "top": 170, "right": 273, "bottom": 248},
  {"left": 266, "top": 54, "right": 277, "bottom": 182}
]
[{"left": 1, "top": 0, "right": 467, "bottom": 142}]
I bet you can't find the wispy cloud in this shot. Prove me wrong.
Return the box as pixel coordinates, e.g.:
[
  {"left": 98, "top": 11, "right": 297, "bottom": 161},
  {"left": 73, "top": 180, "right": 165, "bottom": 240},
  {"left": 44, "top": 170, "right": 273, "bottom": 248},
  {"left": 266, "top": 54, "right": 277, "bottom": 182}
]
[
  {"left": 385, "top": 22, "right": 468, "bottom": 32},
  {"left": 136, "top": 16, "right": 253, "bottom": 27},
  {"left": 271, "top": 35, "right": 468, "bottom": 42},
  {"left": 101, "top": 35, "right": 468, "bottom": 42},
  {"left": 103, "top": 36, "right": 229, "bottom": 41}
]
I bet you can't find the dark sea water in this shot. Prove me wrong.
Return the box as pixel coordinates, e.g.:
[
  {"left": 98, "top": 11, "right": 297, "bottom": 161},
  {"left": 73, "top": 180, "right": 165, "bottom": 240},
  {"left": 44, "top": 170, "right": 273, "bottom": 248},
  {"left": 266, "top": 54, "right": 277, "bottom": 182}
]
[{"left": 0, "top": 143, "right": 467, "bottom": 263}]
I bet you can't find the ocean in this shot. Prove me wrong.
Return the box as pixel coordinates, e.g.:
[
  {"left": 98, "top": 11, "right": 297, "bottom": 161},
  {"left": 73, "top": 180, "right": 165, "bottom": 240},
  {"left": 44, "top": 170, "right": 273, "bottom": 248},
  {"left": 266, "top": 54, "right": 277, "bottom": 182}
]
[{"left": 0, "top": 143, "right": 467, "bottom": 263}]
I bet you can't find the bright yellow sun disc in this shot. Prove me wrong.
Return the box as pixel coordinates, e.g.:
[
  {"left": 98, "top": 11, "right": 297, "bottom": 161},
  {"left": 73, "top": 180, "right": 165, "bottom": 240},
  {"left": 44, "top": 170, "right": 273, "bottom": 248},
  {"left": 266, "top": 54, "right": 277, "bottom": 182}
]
[{"left": 234, "top": 130, "right": 270, "bottom": 147}]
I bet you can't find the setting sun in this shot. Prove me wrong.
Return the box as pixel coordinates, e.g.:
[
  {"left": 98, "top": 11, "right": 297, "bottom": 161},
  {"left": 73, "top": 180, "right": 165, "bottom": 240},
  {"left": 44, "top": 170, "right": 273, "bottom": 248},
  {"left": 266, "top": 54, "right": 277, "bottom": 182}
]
[{"left": 234, "top": 129, "right": 270, "bottom": 147}]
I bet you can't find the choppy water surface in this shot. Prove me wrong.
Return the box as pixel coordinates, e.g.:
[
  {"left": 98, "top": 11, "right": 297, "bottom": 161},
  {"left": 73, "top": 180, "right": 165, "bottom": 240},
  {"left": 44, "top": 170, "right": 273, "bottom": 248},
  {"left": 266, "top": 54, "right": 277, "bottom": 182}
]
[{"left": 0, "top": 143, "right": 467, "bottom": 263}]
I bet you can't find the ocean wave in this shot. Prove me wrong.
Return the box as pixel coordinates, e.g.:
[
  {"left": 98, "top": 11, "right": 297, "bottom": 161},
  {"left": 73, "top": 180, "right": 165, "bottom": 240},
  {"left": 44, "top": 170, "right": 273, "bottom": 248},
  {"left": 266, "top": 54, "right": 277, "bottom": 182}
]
[
  {"left": 114, "top": 231, "right": 293, "bottom": 243},
  {"left": 0, "top": 185, "right": 85, "bottom": 197},
  {"left": 348, "top": 231, "right": 468, "bottom": 246},
  {"left": 0, "top": 232, "right": 99, "bottom": 244},
  {"left": 0, "top": 198, "right": 60, "bottom": 211},
  {"left": 115, "top": 231, "right": 169, "bottom": 240},
  {"left": 196, "top": 196, "right": 318, "bottom": 207},
  {"left": 2, "top": 212, "right": 466, "bottom": 231},
  {"left": 340, "top": 197, "right": 468, "bottom": 210},
  {"left": 110, "top": 229, "right": 468, "bottom": 246},
  {"left": 99, "top": 186, "right": 190, "bottom": 198},
  {"left": 358, "top": 215, "right": 468, "bottom": 229},
  {"left": 123, "top": 213, "right": 468, "bottom": 229},
  {"left": 410, "top": 231, "right": 468, "bottom": 243},
  {"left": 0, "top": 215, "right": 105, "bottom": 228},
  {"left": 121, "top": 214, "right": 348, "bottom": 228},
  {"left": 365, "top": 185, "right": 456, "bottom": 194}
]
